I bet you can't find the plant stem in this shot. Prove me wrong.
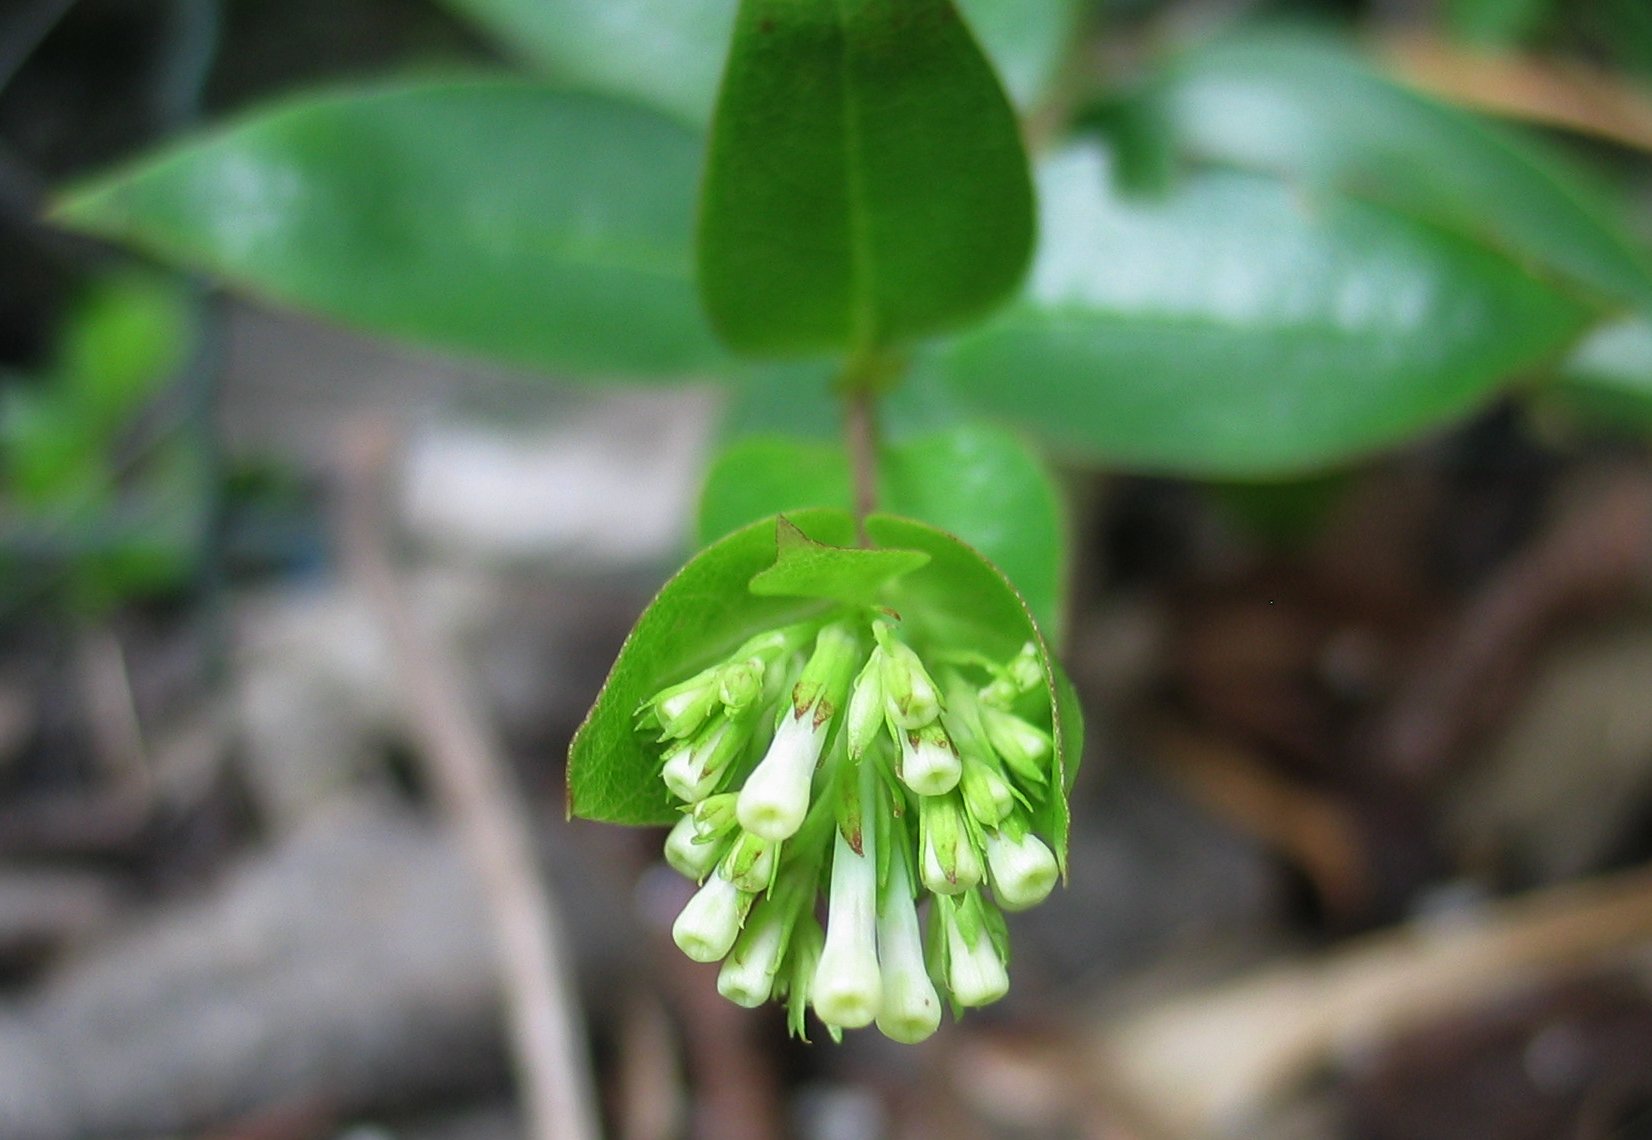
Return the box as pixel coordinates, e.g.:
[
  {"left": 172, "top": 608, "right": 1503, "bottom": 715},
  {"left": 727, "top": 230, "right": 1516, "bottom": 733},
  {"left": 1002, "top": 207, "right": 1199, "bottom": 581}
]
[{"left": 846, "top": 386, "right": 879, "bottom": 544}]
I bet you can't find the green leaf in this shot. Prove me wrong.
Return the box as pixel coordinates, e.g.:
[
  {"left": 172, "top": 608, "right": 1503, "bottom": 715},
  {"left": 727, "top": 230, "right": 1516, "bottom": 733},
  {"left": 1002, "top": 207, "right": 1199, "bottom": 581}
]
[
  {"left": 929, "top": 145, "right": 1594, "bottom": 477},
  {"left": 53, "top": 79, "right": 723, "bottom": 380},
  {"left": 569, "top": 510, "right": 1080, "bottom": 866},
  {"left": 697, "top": 422, "right": 1067, "bottom": 636},
  {"left": 697, "top": 0, "right": 1035, "bottom": 354},
  {"left": 1543, "top": 316, "right": 1652, "bottom": 433},
  {"left": 1160, "top": 33, "right": 1652, "bottom": 313},
  {"left": 1446, "top": 0, "right": 1554, "bottom": 46},
  {"left": 437, "top": 0, "right": 1081, "bottom": 125},
  {"left": 748, "top": 516, "right": 931, "bottom": 604}
]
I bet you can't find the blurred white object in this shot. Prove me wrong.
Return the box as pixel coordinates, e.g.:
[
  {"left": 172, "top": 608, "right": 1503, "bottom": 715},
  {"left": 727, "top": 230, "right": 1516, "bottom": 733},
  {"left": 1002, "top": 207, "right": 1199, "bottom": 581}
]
[{"left": 400, "top": 389, "right": 716, "bottom": 568}]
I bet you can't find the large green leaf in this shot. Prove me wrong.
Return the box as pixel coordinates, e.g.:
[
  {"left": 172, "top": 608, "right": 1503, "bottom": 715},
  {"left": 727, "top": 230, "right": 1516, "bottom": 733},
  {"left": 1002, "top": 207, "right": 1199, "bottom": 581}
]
[
  {"left": 697, "top": 0, "right": 1034, "bottom": 354},
  {"left": 697, "top": 423, "right": 1067, "bottom": 637},
  {"left": 1542, "top": 316, "right": 1652, "bottom": 433},
  {"left": 438, "top": 0, "right": 1082, "bottom": 126},
  {"left": 1160, "top": 33, "right": 1652, "bottom": 313},
  {"left": 53, "top": 79, "right": 724, "bottom": 380},
  {"left": 569, "top": 509, "right": 1078, "bottom": 863},
  {"left": 927, "top": 145, "right": 1593, "bottom": 477}
]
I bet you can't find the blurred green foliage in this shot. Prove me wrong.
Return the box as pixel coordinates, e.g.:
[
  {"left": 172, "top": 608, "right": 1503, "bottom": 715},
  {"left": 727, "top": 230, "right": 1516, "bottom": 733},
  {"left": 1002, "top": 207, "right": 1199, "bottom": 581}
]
[
  {"left": 34, "top": 0, "right": 1652, "bottom": 615},
  {"left": 1, "top": 273, "right": 202, "bottom": 614}
]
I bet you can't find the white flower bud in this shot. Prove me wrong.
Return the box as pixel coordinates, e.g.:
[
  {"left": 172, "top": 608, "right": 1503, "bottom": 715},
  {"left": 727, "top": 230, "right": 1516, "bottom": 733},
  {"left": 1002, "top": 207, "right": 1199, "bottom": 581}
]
[
  {"left": 672, "top": 873, "right": 749, "bottom": 963},
  {"left": 664, "top": 815, "right": 723, "bottom": 881},
  {"left": 944, "top": 903, "right": 1008, "bottom": 1008},
  {"left": 875, "top": 855, "right": 942, "bottom": 1044},
  {"left": 921, "top": 821, "right": 983, "bottom": 896},
  {"left": 899, "top": 723, "right": 961, "bottom": 796},
  {"left": 737, "top": 711, "right": 827, "bottom": 841},
  {"left": 643, "top": 667, "right": 721, "bottom": 739},
  {"left": 812, "top": 788, "right": 883, "bottom": 1029},
  {"left": 985, "top": 830, "right": 1058, "bottom": 912},
  {"left": 718, "top": 900, "right": 789, "bottom": 1008},
  {"left": 661, "top": 717, "right": 738, "bottom": 802}
]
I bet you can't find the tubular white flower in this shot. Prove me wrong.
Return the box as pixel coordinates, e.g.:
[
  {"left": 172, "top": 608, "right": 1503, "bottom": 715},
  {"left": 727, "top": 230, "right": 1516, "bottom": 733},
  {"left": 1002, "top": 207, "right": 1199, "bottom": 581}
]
[
  {"left": 900, "top": 724, "right": 961, "bottom": 796},
  {"left": 736, "top": 710, "right": 827, "bottom": 840},
  {"left": 672, "top": 873, "right": 748, "bottom": 963},
  {"left": 944, "top": 905, "right": 1009, "bottom": 1008},
  {"left": 664, "top": 815, "right": 722, "bottom": 881},
  {"left": 985, "top": 829, "right": 1059, "bottom": 912},
  {"left": 812, "top": 785, "right": 883, "bottom": 1029},
  {"left": 875, "top": 855, "right": 942, "bottom": 1044},
  {"left": 718, "top": 900, "right": 789, "bottom": 1008}
]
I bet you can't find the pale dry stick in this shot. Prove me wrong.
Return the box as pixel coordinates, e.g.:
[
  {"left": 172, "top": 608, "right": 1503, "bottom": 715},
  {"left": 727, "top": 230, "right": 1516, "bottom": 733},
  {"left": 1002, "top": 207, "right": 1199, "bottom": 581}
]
[
  {"left": 1094, "top": 864, "right": 1652, "bottom": 1139},
  {"left": 75, "top": 624, "right": 153, "bottom": 802},
  {"left": 338, "top": 425, "right": 600, "bottom": 1140},
  {"left": 1381, "top": 32, "right": 1652, "bottom": 153}
]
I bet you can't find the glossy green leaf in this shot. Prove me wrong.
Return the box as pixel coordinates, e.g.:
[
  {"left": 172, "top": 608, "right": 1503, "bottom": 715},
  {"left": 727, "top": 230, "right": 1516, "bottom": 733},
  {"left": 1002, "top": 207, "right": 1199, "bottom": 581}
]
[
  {"left": 697, "top": 0, "right": 1035, "bottom": 354},
  {"left": 748, "top": 516, "right": 930, "bottom": 604},
  {"left": 438, "top": 0, "right": 1082, "bottom": 125},
  {"left": 569, "top": 509, "right": 1080, "bottom": 860},
  {"left": 53, "top": 80, "right": 724, "bottom": 380},
  {"left": 929, "top": 146, "right": 1594, "bottom": 477},
  {"left": 1161, "top": 33, "right": 1652, "bottom": 312},
  {"left": 1446, "top": 0, "right": 1555, "bottom": 46},
  {"left": 697, "top": 423, "right": 1067, "bottom": 636},
  {"left": 1543, "top": 316, "right": 1652, "bottom": 432}
]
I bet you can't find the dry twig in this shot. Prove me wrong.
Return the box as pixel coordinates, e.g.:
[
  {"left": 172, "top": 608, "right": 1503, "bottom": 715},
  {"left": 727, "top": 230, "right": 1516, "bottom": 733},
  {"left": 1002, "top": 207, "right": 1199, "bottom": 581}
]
[{"left": 338, "top": 424, "right": 599, "bottom": 1140}]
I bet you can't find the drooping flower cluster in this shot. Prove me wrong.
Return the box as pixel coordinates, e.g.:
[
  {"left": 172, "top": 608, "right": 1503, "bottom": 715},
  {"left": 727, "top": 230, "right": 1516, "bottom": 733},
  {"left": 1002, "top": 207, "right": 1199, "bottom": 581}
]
[{"left": 637, "top": 615, "right": 1060, "bottom": 1043}]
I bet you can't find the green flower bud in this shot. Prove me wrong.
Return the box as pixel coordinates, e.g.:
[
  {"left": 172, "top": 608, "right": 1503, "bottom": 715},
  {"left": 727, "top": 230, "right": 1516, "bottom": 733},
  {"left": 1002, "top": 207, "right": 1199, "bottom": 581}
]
[
  {"left": 980, "top": 642, "right": 1042, "bottom": 709},
  {"left": 844, "top": 649, "right": 886, "bottom": 760},
  {"left": 919, "top": 794, "right": 983, "bottom": 896},
  {"left": 717, "top": 659, "right": 765, "bottom": 712},
  {"left": 979, "top": 706, "right": 1052, "bottom": 787},
  {"left": 721, "top": 830, "right": 779, "bottom": 894},
  {"left": 876, "top": 625, "right": 943, "bottom": 729},
  {"left": 958, "top": 749, "right": 1016, "bottom": 828}
]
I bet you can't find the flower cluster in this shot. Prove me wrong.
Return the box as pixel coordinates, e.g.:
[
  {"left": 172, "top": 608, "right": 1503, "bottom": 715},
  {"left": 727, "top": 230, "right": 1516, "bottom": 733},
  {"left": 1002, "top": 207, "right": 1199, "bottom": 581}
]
[{"left": 637, "top": 615, "right": 1060, "bottom": 1043}]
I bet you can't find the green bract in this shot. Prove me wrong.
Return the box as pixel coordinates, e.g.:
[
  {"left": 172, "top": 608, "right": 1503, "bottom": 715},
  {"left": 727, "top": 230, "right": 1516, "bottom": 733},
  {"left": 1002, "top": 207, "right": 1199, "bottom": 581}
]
[{"left": 567, "top": 511, "right": 1079, "bottom": 1040}]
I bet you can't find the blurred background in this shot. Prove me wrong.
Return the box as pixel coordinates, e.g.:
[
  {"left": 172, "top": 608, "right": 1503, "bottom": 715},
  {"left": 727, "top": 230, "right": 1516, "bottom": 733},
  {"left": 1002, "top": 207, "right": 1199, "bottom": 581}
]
[{"left": 7, "top": 0, "right": 1652, "bottom": 1137}]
